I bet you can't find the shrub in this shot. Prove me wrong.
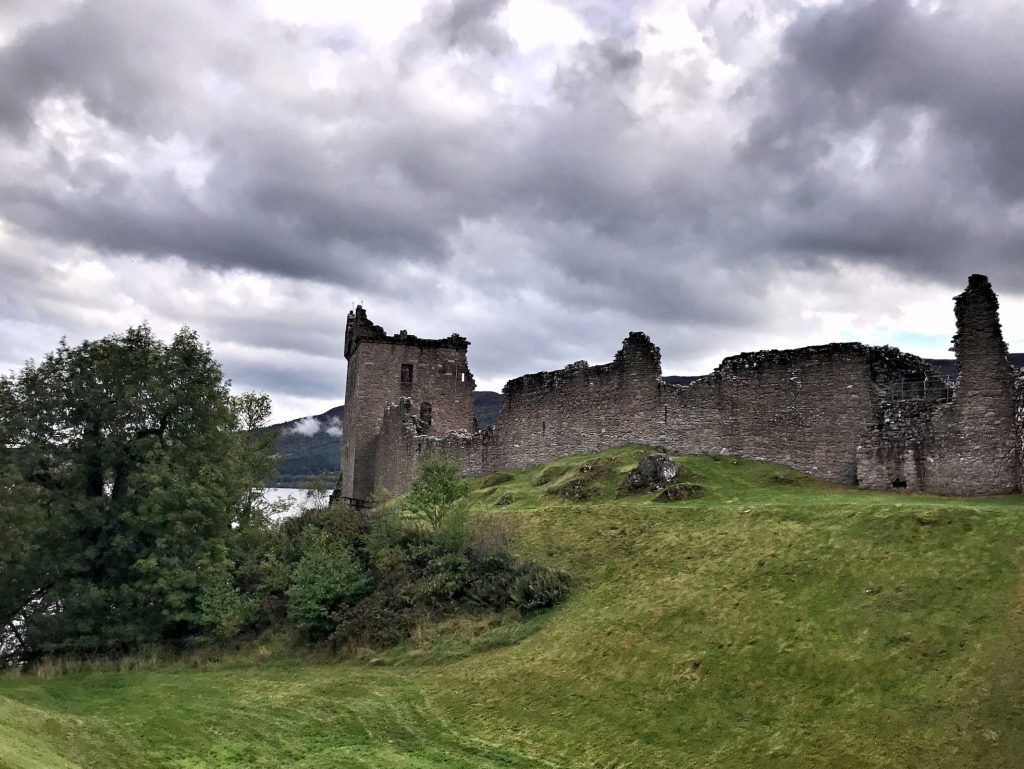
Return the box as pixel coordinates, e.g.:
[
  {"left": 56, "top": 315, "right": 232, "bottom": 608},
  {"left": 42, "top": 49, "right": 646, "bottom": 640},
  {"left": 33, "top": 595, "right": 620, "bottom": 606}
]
[
  {"left": 287, "top": 530, "right": 370, "bottom": 639},
  {"left": 405, "top": 460, "right": 470, "bottom": 532},
  {"left": 464, "top": 558, "right": 572, "bottom": 613},
  {"left": 508, "top": 566, "right": 572, "bottom": 611},
  {"left": 198, "top": 574, "right": 258, "bottom": 640}
]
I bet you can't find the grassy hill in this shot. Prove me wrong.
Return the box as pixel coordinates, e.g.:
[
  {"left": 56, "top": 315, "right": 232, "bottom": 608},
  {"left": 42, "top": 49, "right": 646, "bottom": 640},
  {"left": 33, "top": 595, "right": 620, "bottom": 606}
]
[{"left": 4, "top": 446, "right": 1024, "bottom": 768}]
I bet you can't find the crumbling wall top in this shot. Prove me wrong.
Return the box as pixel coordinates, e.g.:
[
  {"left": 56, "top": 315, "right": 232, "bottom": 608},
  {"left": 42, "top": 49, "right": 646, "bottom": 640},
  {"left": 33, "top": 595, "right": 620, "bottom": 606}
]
[
  {"left": 952, "top": 273, "right": 1010, "bottom": 361},
  {"left": 713, "top": 342, "right": 934, "bottom": 380},
  {"left": 345, "top": 305, "right": 469, "bottom": 359},
  {"left": 503, "top": 332, "right": 662, "bottom": 397}
]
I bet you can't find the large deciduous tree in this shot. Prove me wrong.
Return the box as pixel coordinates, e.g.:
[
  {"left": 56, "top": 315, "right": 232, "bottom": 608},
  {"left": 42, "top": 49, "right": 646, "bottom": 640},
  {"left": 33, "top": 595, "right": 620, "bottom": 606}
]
[{"left": 0, "top": 325, "right": 273, "bottom": 663}]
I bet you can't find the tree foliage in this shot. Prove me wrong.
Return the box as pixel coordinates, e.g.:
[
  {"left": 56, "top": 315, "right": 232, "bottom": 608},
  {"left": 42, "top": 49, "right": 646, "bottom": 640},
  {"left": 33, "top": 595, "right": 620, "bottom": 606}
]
[
  {"left": 0, "top": 325, "right": 275, "bottom": 663},
  {"left": 404, "top": 460, "right": 470, "bottom": 533},
  {"left": 286, "top": 529, "right": 369, "bottom": 639}
]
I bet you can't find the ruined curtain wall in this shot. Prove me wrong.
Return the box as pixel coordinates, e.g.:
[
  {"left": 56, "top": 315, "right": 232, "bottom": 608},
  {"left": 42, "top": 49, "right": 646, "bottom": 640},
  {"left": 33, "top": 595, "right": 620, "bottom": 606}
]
[
  {"left": 902, "top": 277, "right": 1019, "bottom": 495},
  {"left": 479, "top": 338, "right": 881, "bottom": 485},
  {"left": 657, "top": 347, "right": 878, "bottom": 484},
  {"left": 481, "top": 333, "right": 664, "bottom": 472},
  {"left": 360, "top": 275, "right": 1020, "bottom": 499},
  {"left": 1017, "top": 372, "right": 1024, "bottom": 491},
  {"left": 856, "top": 276, "right": 1020, "bottom": 495}
]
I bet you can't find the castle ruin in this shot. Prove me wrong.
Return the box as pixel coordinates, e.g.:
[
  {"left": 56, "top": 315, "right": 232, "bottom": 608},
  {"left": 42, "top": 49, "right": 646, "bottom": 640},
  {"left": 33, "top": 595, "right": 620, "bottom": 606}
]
[{"left": 341, "top": 274, "right": 1024, "bottom": 499}]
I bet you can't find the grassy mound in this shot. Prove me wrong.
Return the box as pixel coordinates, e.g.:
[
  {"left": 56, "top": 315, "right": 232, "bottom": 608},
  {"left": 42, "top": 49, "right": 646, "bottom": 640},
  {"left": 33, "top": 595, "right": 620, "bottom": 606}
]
[{"left": 4, "top": 445, "right": 1024, "bottom": 768}]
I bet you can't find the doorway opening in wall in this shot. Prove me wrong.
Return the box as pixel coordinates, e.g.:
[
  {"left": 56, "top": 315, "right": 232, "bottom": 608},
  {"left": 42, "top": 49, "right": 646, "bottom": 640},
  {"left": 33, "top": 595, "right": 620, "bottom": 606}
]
[{"left": 420, "top": 402, "right": 432, "bottom": 425}]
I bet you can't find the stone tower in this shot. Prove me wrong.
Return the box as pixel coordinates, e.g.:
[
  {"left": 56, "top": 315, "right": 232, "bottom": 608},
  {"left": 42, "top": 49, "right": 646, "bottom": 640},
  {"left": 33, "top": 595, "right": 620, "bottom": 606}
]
[
  {"left": 340, "top": 306, "right": 476, "bottom": 501},
  {"left": 944, "top": 274, "right": 1020, "bottom": 493}
]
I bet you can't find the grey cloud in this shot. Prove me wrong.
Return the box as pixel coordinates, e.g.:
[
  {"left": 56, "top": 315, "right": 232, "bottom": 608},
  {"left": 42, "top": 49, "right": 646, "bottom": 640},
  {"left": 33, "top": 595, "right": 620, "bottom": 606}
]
[
  {"left": 0, "top": 0, "right": 243, "bottom": 138},
  {"left": 739, "top": 0, "right": 1024, "bottom": 290},
  {"left": 3, "top": 0, "right": 1024, "bottom": 420},
  {"left": 426, "top": 0, "right": 513, "bottom": 56}
]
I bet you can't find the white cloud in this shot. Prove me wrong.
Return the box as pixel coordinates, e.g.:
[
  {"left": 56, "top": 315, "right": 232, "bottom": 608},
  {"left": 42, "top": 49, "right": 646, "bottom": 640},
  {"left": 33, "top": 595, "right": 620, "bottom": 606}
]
[{"left": 286, "top": 416, "right": 321, "bottom": 437}]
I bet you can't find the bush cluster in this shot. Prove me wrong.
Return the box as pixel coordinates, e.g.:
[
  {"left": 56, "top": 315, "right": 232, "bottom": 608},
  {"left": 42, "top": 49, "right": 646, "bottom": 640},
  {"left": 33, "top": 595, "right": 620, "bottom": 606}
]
[
  {"left": 1, "top": 327, "right": 570, "bottom": 666},
  {"left": 226, "top": 461, "right": 571, "bottom": 650}
]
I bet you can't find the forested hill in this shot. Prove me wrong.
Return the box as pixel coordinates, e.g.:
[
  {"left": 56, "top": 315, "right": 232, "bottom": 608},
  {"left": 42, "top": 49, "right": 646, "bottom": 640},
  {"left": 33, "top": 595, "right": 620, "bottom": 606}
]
[
  {"left": 267, "top": 356, "right": 1021, "bottom": 486},
  {"left": 265, "top": 392, "right": 502, "bottom": 487}
]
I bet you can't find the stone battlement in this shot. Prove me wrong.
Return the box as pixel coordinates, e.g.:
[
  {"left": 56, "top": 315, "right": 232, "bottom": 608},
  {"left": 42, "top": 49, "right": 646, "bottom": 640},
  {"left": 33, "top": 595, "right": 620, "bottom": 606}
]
[{"left": 344, "top": 305, "right": 468, "bottom": 359}]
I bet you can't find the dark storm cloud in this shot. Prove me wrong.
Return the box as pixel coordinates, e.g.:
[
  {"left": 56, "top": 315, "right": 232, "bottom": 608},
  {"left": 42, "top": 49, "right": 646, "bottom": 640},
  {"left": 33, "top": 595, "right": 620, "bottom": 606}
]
[
  {"left": 2, "top": 0, "right": 1024, "bottom": 418},
  {"left": 744, "top": 0, "right": 1024, "bottom": 288},
  {"left": 416, "top": 0, "right": 514, "bottom": 56},
  {"left": 0, "top": 1, "right": 239, "bottom": 138},
  {"left": 0, "top": 0, "right": 484, "bottom": 288}
]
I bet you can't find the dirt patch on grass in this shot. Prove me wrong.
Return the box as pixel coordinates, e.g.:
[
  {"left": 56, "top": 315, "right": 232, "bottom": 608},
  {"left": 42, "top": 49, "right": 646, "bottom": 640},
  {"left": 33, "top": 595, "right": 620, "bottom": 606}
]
[
  {"left": 655, "top": 483, "right": 705, "bottom": 502},
  {"left": 480, "top": 471, "right": 515, "bottom": 489},
  {"left": 546, "top": 459, "right": 618, "bottom": 501}
]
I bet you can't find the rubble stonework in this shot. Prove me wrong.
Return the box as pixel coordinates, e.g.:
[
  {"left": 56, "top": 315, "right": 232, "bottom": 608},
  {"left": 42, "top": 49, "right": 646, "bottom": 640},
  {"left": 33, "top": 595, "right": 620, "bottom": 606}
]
[{"left": 341, "top": 275, "right": 1022, "bottom": 499}]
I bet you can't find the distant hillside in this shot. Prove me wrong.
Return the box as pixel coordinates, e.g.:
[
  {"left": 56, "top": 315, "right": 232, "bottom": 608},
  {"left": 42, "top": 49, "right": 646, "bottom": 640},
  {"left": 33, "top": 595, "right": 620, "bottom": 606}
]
[
  {"left": 473, "top": 390, "right": 503, "bottom": 429},
  {"left": 926, "top": 353, "right": 1024, "bottom": 379},
  {"left": 662, "top": 374, "right": 703, "bottom": 386},
  {"left": 665, "top": 354, "right": 1024, "bottom": 386},
  {"left": 264, "top": 392, "right": 503, "bottom": 487},
  {"left": 260, "top": 404, "right": 345, "bottom": 487}
]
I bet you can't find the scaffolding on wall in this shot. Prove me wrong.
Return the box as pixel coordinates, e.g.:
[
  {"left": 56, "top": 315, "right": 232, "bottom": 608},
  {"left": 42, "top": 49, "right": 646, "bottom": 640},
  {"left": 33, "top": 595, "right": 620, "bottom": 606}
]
[{"left": 887, "top": 376, "right": 955, "bottom": 403}]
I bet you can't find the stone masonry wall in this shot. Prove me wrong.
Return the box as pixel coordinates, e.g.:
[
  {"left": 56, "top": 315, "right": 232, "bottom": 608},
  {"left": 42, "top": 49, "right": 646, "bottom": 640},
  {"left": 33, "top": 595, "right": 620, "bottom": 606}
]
[
  {"left": 660, "top": 347, "right": 880, "bottom": 484},
  {"left": 909, "top": 276, "right": 1019, "bottom": 495},
  {"left": 373, "top": 398, "right": 483, "bottom": 499},
  {"left": 480, "top": 341, "right": 931, "bottom": 487},
  {"left": 480, "top": 332, "right": 663, "bottom": 472},
  {"left": 351, "top": 275, "right": 1021, "bottom": 499},
  {"left": 1016, "top": 372, "right": 1024, "bottom": 491}
]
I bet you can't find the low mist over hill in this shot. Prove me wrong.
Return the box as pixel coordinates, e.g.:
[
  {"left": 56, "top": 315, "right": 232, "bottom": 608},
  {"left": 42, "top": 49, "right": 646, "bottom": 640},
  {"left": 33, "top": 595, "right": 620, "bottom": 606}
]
[{"left": 267, "top": 356, "right": 1022, "bottom": 486}]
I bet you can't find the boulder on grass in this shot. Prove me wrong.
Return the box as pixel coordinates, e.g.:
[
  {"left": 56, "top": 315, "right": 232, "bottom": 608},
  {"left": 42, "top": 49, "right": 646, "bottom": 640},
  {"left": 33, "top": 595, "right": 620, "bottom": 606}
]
[{"left": 623, "top": 453, "right": 679, "bottom": 493}]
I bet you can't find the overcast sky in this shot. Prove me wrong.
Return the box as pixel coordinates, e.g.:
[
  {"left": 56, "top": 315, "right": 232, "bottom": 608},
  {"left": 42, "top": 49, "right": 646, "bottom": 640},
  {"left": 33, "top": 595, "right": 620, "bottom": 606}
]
[{"left": 1, "top": 0, "right": 1023, "bottom": 421}]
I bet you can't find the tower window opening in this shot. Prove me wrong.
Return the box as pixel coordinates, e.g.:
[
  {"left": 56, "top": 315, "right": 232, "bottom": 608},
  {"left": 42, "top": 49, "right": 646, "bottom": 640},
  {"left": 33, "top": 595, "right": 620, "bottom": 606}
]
[
  {"left": 401, "top": 363, "right": 413, "bottom": 384},
  {"left": 420, "top": 401, "right": 432, "bottom": 425}
]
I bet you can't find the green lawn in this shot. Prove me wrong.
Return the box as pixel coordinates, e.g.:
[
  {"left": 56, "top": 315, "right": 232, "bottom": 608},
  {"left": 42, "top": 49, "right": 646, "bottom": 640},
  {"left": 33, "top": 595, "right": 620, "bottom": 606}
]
[{"left": 4, "top": 446, "right": 1024, "bottom": 768}]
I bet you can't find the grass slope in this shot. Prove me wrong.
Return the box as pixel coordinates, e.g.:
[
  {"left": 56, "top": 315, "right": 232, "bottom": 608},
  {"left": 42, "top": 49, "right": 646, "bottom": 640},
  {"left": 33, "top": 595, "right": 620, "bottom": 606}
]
[{"left": 4, "top": 446, "right": 1024, "bottom": 768}]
